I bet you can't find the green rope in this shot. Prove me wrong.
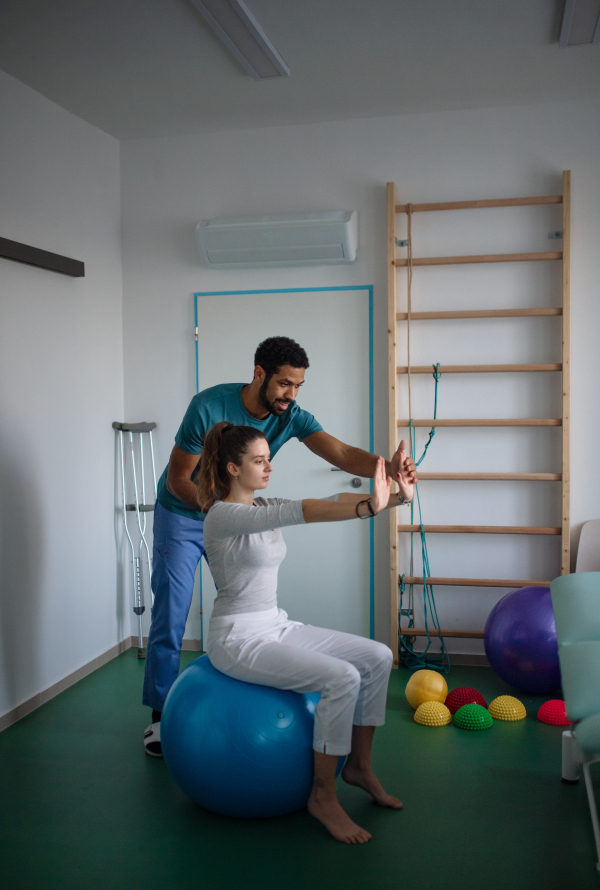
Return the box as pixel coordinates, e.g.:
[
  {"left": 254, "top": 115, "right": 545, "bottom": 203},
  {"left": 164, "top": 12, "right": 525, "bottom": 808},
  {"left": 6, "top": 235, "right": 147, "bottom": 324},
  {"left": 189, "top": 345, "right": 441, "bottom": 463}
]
[
  {"left": 399, "top": 363, "right": 450, "bottom": 674},
  {"left": 409, "top": 363, "right": 442, "bottom": 467}
]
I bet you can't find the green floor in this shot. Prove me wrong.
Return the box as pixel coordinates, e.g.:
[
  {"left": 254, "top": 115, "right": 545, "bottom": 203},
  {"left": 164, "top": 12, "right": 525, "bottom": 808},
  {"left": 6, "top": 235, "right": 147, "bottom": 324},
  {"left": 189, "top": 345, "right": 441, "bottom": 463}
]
[{"left": 1, "top": 650, "right": 598, "bottom": 890}]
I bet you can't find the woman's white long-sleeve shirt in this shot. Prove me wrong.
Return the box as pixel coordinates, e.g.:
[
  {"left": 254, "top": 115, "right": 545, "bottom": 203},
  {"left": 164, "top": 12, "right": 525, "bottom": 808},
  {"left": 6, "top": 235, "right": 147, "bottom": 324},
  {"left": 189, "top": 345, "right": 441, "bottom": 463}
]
[{"left": 203, "top": 496, "right": 338, "bottom": 619}]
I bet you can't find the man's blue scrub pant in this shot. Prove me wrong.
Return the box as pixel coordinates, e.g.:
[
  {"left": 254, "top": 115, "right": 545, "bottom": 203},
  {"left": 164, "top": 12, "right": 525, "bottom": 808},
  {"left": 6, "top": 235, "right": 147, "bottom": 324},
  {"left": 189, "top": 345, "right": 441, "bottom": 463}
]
[{"left": 143, "top": 502, "right": 206, "bottom": 712}]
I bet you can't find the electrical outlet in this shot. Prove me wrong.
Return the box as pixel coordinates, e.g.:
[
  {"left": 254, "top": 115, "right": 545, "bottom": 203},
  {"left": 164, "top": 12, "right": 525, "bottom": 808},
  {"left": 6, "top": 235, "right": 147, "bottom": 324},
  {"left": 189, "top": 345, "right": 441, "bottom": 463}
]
[{"left": 548, "top": 231, "right": 563, "bottom": 240}]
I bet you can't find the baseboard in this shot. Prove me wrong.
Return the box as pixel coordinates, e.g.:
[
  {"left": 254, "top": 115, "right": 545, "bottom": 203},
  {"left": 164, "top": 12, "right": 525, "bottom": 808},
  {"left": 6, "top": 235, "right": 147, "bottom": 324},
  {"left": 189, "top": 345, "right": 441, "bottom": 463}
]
[
  {"left": 394, "top": 653, "right": 490, "bottom": 668},
  {"left": 0, "top": 635, "right": 205, "bottom": 733},
  {"left": 0, "top": 637, "right": 132, "bottom": 733},
  {"left": 448, "top": 654, "right": 490, "bottom": 667}
]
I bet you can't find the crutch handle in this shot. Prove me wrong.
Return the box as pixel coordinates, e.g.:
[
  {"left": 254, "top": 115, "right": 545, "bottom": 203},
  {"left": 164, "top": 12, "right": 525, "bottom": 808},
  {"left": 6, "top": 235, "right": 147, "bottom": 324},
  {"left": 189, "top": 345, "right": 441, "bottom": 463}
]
[{"left": 112, "top": 421, "right": 157, "bottom": 432}]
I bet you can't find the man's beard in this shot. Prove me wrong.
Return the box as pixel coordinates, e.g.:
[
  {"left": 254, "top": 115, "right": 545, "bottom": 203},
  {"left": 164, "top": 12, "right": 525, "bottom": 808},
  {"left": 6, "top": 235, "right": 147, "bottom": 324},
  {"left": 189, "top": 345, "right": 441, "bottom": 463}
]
[{"left": 259, "top": 377, "right": 291, "bottom": 416}]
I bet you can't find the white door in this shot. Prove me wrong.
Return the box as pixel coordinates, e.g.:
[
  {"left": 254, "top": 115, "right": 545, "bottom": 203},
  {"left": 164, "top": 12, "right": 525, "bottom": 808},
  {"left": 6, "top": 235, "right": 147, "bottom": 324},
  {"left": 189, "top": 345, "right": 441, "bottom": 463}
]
[{"left": 195, "top": 287, "right": 373, "bottom": 642}]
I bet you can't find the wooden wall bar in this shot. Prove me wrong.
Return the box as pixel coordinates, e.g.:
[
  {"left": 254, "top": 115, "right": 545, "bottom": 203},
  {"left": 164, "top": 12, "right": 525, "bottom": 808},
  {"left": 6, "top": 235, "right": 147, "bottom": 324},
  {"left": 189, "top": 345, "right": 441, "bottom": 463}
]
[
  {"left": 394, "top": 251, "right": 561, "bottom": 267},
  {"left": 396, "top": 195, "right": 562, "bottom": 213},
  {"left": 387, "top": 174, "right": 570, "bottom": 666}
]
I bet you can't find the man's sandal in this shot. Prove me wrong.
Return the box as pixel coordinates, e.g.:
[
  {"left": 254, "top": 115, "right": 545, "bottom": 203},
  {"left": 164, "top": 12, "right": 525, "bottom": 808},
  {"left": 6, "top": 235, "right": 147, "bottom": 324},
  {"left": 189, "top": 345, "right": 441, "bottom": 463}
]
[{"left": 143, "top": 722, "right": 163, "bottom": 758}]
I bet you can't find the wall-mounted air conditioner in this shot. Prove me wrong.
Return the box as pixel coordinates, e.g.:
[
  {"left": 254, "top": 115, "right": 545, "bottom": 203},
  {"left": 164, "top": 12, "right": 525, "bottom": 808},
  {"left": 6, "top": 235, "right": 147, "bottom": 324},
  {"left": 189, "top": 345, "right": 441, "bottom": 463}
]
[{"left": 195, "top": 210, "right": 358, "bottom": 268}]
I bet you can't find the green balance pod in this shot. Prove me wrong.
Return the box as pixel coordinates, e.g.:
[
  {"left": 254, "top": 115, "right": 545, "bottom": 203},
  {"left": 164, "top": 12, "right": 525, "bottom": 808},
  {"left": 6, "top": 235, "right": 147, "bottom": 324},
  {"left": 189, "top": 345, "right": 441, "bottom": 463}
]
[{"left": 453, "top": 703, "right": 493, "bottom": 731}]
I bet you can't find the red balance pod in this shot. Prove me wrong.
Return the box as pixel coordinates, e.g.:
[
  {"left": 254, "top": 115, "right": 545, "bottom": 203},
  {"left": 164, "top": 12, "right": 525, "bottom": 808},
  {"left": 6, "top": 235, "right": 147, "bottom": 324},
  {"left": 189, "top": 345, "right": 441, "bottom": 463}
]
[
  {"left": 445, "top": 687, "right": 487, "bottom": 715},
  {"left": 538, "top": 699, "right": 570, "bottom": 726}
]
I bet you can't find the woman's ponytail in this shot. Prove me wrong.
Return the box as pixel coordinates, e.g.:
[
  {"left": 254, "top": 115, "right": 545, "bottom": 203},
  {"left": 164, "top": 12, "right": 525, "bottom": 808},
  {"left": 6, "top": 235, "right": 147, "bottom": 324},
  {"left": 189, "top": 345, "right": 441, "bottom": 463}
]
[
  {"left": 196, "top": 422, "right": 265, "bottom": 511},
  {"left": 196, "top": 421, "right": 231, "bottom": 511}
]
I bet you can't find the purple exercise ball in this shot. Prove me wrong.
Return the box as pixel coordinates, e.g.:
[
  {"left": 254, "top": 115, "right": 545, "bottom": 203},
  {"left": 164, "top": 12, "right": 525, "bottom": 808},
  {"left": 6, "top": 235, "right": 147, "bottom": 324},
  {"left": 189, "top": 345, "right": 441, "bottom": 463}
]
[{"left": 483, "top": 586, "right": 561, "bottom": 695}]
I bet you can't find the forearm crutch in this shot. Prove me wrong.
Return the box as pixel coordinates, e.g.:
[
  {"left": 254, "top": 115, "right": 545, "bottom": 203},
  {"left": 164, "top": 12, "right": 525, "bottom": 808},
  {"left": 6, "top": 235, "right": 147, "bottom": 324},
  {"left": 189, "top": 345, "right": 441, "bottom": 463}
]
[{"left": 113, "top": 421, "right": 157, "bottom": 658}]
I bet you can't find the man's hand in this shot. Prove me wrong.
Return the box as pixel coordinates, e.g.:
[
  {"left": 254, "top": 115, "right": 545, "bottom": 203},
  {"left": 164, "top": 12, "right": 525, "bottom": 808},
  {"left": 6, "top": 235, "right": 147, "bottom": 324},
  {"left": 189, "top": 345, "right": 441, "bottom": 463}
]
[
  {"left": 166, "top": 445, "right": 202, "bottom": 509},
  {"left": 393, "top": 439, "right": 417, "bottom": 500}
]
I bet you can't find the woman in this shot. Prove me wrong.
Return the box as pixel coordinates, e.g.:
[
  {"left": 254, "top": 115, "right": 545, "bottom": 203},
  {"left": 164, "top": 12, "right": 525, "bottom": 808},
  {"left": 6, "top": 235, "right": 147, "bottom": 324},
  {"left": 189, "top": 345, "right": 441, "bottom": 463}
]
[{"left": 198, "top": 422, "right": 416, "bottom": 844}]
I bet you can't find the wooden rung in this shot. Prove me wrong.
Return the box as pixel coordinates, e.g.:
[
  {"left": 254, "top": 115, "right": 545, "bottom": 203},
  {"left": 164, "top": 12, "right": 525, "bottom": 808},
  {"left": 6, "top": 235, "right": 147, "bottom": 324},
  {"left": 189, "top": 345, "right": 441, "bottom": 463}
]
[
  {"left": 395, "top": 195, "right": 562, "bottom": 213},
  {"left": 398, "top": 418, "right": 561, "bottom": 427},
  {"left": 401, "top": 576, "right": 550, "bottom": 587},
  {"left": 398, "top": 524, "right": 561, "bottom": 535},
  {"left": 397, "top": 363, "right": 561, "bottom": 375},
  {"left": 401, "top": 628, "right": 485, "bottom": 639},
  {"left": 416, "top": 472, "right": 561, "bottom": 481},
  {"left": 394, "top": 252, "right": 562, "bottom": 267},
  {"left": 396, "top": 308, "right": 563, "bottom": 320}
]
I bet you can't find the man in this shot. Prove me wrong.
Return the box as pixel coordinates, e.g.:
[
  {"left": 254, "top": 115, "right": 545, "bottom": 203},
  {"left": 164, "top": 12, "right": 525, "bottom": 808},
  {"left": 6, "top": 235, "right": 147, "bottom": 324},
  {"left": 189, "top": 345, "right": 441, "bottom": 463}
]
[{"left": 143, "top": 336, "right": 416, "bottom": 756}]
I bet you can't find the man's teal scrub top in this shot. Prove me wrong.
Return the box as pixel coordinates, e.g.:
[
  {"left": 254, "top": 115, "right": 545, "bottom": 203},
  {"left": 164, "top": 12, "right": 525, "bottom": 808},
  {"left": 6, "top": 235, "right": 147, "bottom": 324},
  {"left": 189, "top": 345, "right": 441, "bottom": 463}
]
[{"left": 156, "top": 382, "right": 323, "bottom": 520}]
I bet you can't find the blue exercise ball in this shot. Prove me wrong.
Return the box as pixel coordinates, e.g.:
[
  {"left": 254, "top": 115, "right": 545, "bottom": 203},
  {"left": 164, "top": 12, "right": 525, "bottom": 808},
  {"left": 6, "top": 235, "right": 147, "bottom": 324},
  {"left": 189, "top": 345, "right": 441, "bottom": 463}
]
[
  {"left": 484, "top": 586, "right": 561, "bottom": 694},
  {"left": 162, "top": 655, "right": 342, "bottom": 818}
]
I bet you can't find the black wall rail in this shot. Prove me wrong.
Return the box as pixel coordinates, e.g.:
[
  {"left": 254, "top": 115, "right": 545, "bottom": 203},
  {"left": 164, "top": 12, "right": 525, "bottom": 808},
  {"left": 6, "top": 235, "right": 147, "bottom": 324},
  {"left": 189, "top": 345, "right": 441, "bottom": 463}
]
[{"left": 0, "top": 237, "right": 85, "bottom": 277}]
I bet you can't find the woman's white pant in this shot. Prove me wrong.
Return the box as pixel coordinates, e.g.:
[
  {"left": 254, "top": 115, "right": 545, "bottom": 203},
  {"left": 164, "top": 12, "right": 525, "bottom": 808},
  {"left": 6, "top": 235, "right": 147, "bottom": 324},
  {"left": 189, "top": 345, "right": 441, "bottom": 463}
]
[{"left": 206, "top": 608, "right": 393, "bottom": 757}]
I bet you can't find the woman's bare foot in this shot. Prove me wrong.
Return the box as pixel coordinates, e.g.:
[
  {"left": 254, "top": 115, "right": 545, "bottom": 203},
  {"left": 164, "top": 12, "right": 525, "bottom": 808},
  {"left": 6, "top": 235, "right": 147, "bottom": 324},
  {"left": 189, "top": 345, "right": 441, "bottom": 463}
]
[
  {"left": 341, "top": 763, "right": 403, "bottom": 809},
  {"left": 307, "top": 788, "right": 372, "bottom": 844}
]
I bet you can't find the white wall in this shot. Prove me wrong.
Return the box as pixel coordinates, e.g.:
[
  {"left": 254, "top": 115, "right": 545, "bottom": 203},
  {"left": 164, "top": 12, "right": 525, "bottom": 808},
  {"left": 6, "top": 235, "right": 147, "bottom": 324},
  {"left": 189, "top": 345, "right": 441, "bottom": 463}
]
[
  {"left": 0, "top": 70, "right": 124, "bottom": 718},
  {"left": 120, "top": 99, "right": 600, "bottom": 651}
]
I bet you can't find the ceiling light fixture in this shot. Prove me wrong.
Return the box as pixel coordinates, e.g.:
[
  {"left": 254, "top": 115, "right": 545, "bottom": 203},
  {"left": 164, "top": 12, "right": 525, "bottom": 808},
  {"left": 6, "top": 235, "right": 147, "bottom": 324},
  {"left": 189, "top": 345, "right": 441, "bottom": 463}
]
[
  {"left": 559, "top": 0, "right": 600, "bottom": 46},
  {"left": 189, "top": 0, "right": 290, "bottom": 79}
]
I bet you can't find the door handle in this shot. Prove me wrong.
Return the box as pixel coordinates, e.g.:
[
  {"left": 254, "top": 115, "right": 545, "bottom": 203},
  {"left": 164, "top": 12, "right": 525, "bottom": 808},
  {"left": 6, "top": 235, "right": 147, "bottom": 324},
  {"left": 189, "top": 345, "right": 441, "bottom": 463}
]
[{"left": 330, "top": 468, "right": 362, "bottom": 488}]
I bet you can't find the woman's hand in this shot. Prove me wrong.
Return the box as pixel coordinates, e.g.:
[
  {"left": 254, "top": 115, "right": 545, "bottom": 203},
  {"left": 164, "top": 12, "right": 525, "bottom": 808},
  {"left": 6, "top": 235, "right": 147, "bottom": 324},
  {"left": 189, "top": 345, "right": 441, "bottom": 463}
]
[{"left": 371, "top": 456, "right": 392, "bottom": 514}]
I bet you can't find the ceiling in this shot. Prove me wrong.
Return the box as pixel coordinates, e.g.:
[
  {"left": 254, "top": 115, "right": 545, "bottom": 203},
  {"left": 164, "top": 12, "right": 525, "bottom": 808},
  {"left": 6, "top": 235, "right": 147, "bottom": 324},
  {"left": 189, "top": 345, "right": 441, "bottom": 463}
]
[{"left": 0, "top": 0, "right": 598, "bottom": 140}]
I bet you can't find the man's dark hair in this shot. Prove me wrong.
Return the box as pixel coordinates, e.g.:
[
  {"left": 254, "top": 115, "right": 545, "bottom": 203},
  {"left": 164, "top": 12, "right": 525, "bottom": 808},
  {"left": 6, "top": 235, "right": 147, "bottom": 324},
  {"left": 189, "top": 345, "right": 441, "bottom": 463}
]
[{"left": 254, "top": 336, "right": 309, "bottom": 380}]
